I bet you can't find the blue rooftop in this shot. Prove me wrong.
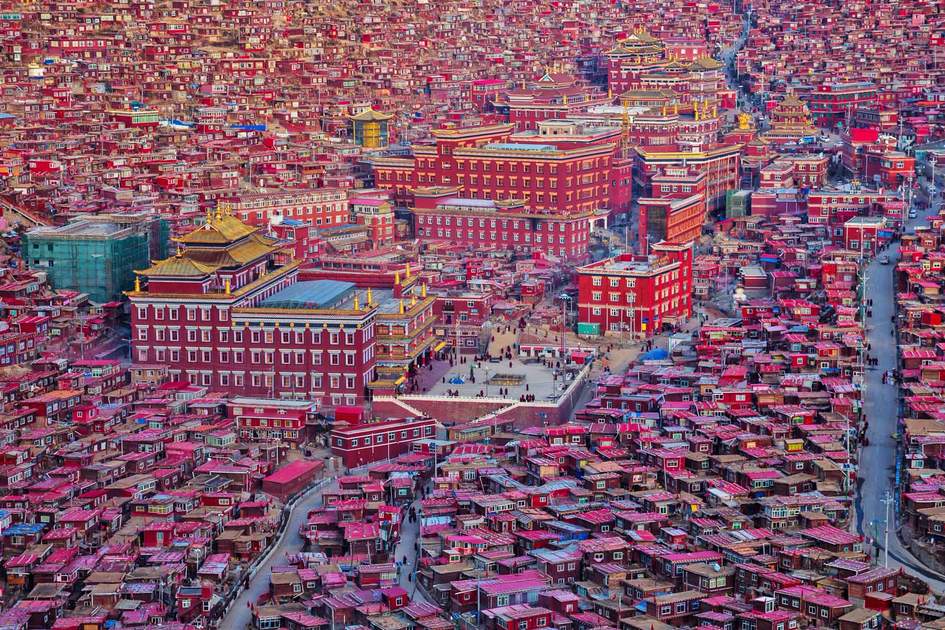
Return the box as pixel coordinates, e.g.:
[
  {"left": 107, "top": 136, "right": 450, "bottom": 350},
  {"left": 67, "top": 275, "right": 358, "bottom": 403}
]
[
  {"left": 3, "top": 523, "right": 45, "bottom": 536},
  {"left": 640, "top": 348, "right": 668, "bottom": 361},
  {"left": 260, "top": 280, "right": 355, "bottom": 310},
  {"left": 484, "top": 143, "right": 556, "bottom": 152}
]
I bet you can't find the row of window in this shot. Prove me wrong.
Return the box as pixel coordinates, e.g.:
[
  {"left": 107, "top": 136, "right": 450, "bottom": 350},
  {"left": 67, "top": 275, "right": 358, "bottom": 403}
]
[
  {"left": 418, "top": 215, "right": 572, "bottom": 230},
  {"left": 137, "top": 305, "right": 227, "bottom": 322},
  {"left": 590, "top": 291, "right": 638, "bottom": 304},
  {"left": 592, "top": 276, "right": 636, "bottom": 288},
  {"left": 338, "top": 425, "right": 433, "bottom": 446},
  {"left": 590, "top": 303, "right": 676, "bottom": 318},
  {"left": 137, "top": 345, "right": 372, "bottom": 366},
  {"left": 137, "top": 326, "right": 370, "bottom": 346},
  {"left": 420, "top": 228, "right": 581, "bottom": 244},
  {"left": 419, "top": 158, "right": 567, "bottom": 174},
  {"left": 172, "top": 369, "right": 362, "bottom": 391}
]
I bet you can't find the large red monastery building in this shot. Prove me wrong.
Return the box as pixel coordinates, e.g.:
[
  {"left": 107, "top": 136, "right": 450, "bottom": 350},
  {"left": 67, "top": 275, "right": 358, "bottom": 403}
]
[
  {"left": 412, "top": 186, "right": 593, "bottom": 260},
  {"left": 128, "top": 209, "right": 378, "bottom": 408},
  {"left": 576, "top": 241, "right": 693, "bottom": 337},
  {"left": 372, "top": 122, "right": 631, "bottom": 218}
]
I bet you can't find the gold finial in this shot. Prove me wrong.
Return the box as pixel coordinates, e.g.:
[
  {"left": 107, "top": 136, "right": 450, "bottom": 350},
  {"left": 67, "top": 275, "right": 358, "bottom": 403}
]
[
  {"left": 367, "top": 287, "right": 373, "bottom": 305},
  {"left": 405, "top": 263, "right": 411, "bottom": 278},
  {"left": 712, "top": 105, "right": 718, "bottom": 118},
  {"left": 399, "top": 299, "right": 405, "bottom": 315},
  {"left": 176, "top": 245, "right": 182, "bottom": 257},
  {"left": 134, "top": 276, "right": 141, "bottom": 292},
  {"left": 206, "top": 208, "right": 213, "bottom": 225},
  {"left": 224, "top": 278, "right": 231, "bottom": 295},
  {"left": 674, "top": 103, "right": 678, "bottom": 115},
  {"left": 353, "top": 293, "right": 360, "bottom": 310},
  {"left": 421, "top": 283, "right": 427, "bottom": 298},
  {"left": 411, "top": 295, "right": 417, "bottom": 307},
  {"left": 394, "top": 270, "right": 400, "bottom": 285},
  {"left": 608, "top": 86, "right": 613, "bottom": 99},
  {"left": 562, "top": 94, "right": 568, "bottom": 106}
]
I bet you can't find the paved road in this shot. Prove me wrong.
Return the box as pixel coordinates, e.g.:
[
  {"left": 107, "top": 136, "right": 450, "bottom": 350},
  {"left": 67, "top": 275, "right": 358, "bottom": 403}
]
[
  {"left": 395, "top": 499, "right": 435, "bottom": 605},
  {"left": 855, "top": 189, "right": 945, "bottom": 593},
  {"left": 721, "top": 7, "right": 750, "bottom": 105},
  {"left": 221, "top": 462, "right": 435, "bottom": 629},
  {"left": 222, "top": 475, "right": 341, "bottom": 629}
]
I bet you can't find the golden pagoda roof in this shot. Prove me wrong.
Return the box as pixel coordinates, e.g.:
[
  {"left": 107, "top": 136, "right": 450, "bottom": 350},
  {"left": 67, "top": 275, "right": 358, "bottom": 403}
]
[
  {"left": 349, "top": 109, "right": 393, "bottom": 122},
  {"left": 138, "top": 255, "right": 217, "bottom": 278},
  {"left": 186, "top": 234, "right": 281, "bottom": 267},
  {"left": 624, "top": 30, "right": 659, "bottom": 44},
  {"left": 662, "top": 60, "right": 689, "bottom": 71},
  {"left": 608, "top": 31, "right": 663, "bottom": 54},
  {"left": 622, "top": 89, "right": 675, "bottom": 99},
  {"left": 780, "top": 92, "right": 806, "bottom": 108},
  {"left": 177, "top": 213, "right": 258, "bottom": 245},
  {"left": 690, "top": 56, "right": 723, "bottom": 71}
]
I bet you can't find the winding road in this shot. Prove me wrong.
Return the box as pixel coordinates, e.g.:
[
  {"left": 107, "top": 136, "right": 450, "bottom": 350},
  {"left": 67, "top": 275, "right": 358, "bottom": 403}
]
[
  {"left": 221, "top": 463, "right": 435, "bottom": 629},
  {"left": 854, "top": 185, "right": 945, "bottom": 593},
  {"left": 221, "top": 475, "right": 341, "bottom": 629}
]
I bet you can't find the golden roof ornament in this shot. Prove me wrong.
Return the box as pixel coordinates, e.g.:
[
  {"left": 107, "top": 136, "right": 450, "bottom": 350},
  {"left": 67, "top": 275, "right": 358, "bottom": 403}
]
[
  {"left": 353, "top": 293, "right": 360, "bottom": 310},
  {"left": 224, "top": 279, "right": 231, "bottom": 295},
  {"left": 367, "top": 287, "right": 373, "bottom": 305},
  {"left": 134, "top": 276, "right": 141, "bottom": 292},
  {"left": 394, "top": 270, "right": 401, "bottom": 285}
]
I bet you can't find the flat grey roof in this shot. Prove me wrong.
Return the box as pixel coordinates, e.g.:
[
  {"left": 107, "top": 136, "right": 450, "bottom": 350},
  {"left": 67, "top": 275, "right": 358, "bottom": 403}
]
[
  {"left": 260, "top": 280, "right": 356, "bottom": 310},
  {"left": 28, "top": 221, "right": 125, "bottom": 238},
  {"left": 484, "top": 142, "right": 556, "bottom": 152}
]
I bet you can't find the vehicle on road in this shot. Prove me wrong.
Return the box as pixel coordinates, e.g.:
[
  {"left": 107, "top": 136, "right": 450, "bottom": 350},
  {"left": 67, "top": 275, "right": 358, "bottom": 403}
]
[
  {"left": 879, "top": 255, "right": 890, "bottom": 265},
  {"left": 909, "top": 209, "right": 917, "bottom": 219}
]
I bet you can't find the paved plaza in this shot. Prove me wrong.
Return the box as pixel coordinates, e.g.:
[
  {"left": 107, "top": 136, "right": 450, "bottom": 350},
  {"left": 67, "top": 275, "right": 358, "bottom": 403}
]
[{"left": 423, "top": 356, "right": 576, "bottom": 401}]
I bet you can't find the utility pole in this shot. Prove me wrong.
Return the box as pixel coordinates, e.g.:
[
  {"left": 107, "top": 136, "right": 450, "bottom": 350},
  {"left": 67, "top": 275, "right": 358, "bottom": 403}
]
[{"left": 882, "top": 490, "right": 894, "bottom": 568}]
